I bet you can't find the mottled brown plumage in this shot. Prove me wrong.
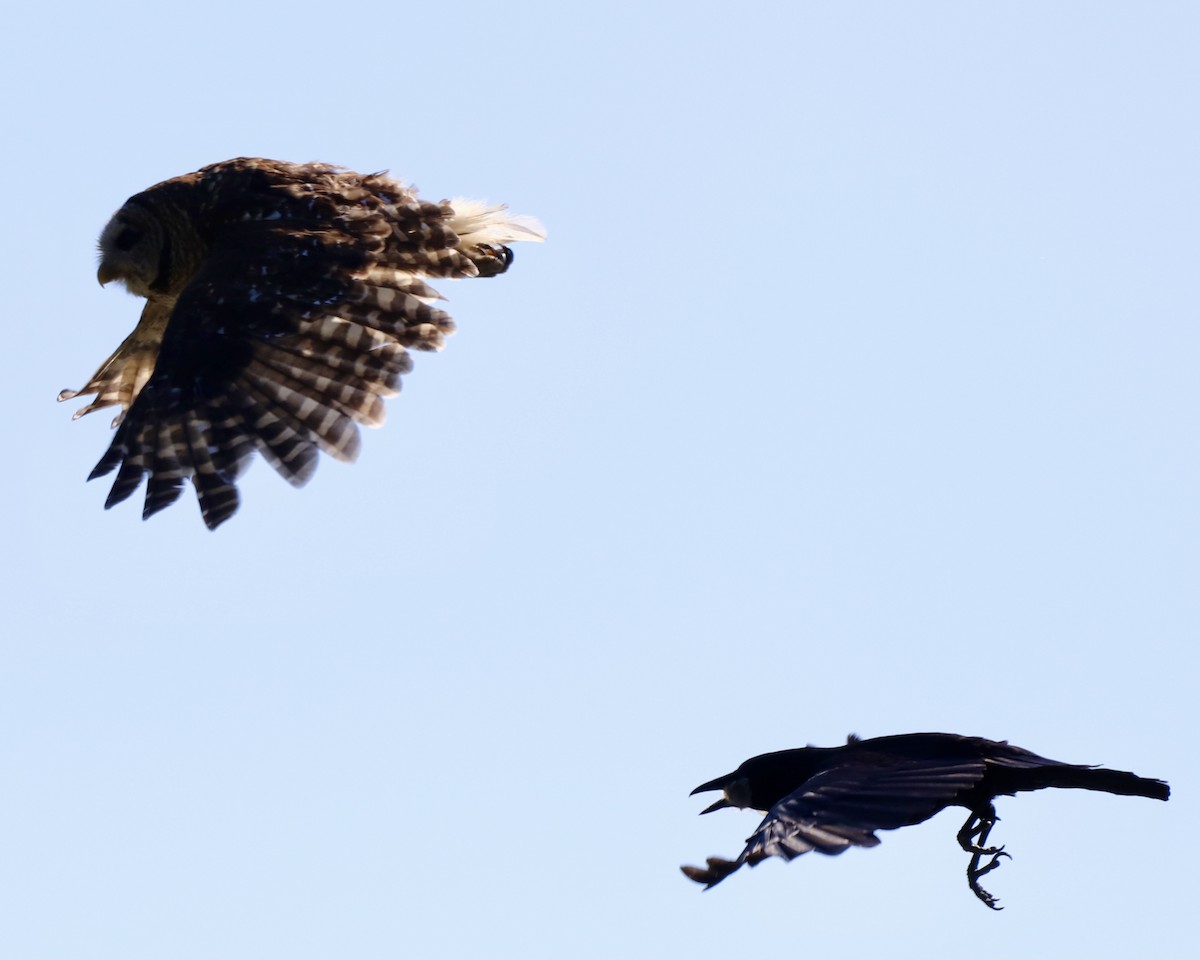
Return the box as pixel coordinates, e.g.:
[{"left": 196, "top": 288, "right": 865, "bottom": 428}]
[{"left": 61, "top": 158, "right": 543, "bottom": 528}]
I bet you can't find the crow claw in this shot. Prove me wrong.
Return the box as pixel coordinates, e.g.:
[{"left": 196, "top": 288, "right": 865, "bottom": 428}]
[{"left": 958, "top": 806, "right": 1011, "bottom": 910}]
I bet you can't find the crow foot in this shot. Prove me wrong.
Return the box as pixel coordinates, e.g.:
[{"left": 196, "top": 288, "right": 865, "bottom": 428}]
[
  {"left": 957, "top": 806, "right": 1012, "bottom": 910},
  {"left": 957, "top": 803, "right": 1003, "bottom": 854}
]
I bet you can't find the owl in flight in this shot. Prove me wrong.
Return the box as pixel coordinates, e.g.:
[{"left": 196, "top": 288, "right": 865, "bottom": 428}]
[{"left": 60, "top": 158, "right": 544, "bottom": 528}]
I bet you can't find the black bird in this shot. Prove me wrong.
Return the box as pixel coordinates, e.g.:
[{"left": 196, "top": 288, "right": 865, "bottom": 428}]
[{"left": 682, "top": 732, "right": 1169, "bottom": 909}]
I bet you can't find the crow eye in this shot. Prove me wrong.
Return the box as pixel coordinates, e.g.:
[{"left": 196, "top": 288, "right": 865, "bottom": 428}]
[{"left": 113, "top": 226, "right": 142, "bottom": 251}]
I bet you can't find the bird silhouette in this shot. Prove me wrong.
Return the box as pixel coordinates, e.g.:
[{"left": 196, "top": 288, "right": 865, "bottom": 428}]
[{"left": 682, "top": 732, "right": 1169, "bottom": 909}]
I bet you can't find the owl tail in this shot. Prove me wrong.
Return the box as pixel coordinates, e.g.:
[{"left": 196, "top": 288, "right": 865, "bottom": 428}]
[
  {"left": 447, "top": 199, "right": 546, "bottom": 246},
  {"left": 447, "top": 199, "right": 546, "bottom": 277}
]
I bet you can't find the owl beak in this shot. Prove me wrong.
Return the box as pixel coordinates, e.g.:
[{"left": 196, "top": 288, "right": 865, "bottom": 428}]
[{"left": 97, "top": 262, "right": 117, "bottom": 286}]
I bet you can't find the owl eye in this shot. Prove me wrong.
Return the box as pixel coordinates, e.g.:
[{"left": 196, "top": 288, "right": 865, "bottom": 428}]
[{"left": 113, "top": 225, "right": 142, "bottom": 251}]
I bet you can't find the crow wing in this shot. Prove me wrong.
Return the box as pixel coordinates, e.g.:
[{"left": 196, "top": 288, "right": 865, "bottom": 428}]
[{"left": 683, "top": 752, "right": 988, "bottom": 888}]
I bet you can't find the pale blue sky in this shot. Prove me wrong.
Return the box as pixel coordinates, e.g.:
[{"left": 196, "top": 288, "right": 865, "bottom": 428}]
[{"left": 1, "top": 2, "right": 1195, "bottom": 957}]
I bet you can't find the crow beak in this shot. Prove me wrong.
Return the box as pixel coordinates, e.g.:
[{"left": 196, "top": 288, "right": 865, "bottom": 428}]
[
  {"left": 700, "top": 797, "right": 732, "bottom": 815},
  {"left": 690, "top": 773, "right": 732, "bottom": 796},
  {"left": 691, "top": 772, "right": 735, "bottom": 813}
]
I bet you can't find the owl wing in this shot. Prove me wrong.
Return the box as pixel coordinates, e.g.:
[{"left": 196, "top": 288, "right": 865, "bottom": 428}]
[
  {"left": 86, "top": 208, "right": 458, "bottom": 529},
  {"left": 58, "top": 300, "right": 172, "bottom": 424}
]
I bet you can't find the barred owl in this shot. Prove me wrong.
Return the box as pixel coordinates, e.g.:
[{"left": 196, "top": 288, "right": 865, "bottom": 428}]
[{"left": 60, "top": 158, "right": 544, "bottom": 529}]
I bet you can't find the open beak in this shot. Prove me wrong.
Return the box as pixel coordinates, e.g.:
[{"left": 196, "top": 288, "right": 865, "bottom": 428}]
[
  {"left": 699, "top": 796, "right": 732, "bottom": 815},
  {"left": 690, "top": 773, "right": 733, "bottom": 796},
  {"left": 691, "top": 772, "right": 735, "bottom": 813}
]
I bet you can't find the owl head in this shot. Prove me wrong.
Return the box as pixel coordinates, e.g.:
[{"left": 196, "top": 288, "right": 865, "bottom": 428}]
[{"left": 97, "top": 201, "right": 167, "bottom": 297}]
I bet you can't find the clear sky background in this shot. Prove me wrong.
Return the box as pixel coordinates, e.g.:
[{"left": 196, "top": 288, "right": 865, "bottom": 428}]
[{"left": 1, "top": 2, "right": 1194, "bottom": 957}]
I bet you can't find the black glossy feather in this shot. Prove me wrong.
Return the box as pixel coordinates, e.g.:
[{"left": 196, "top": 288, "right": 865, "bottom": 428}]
[{"left": 683, "top": 732, "right": 1169, "bottom": 906}]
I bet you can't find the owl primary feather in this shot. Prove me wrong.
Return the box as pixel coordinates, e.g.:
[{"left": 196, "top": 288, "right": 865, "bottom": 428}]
[{"left": 61, "top": 157, "right": 544, "bottom": 529}]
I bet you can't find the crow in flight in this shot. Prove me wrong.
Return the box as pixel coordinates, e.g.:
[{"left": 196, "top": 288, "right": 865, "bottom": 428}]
[{"left": 682, "top": 732, "right": 1169, "bottom": 909}]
